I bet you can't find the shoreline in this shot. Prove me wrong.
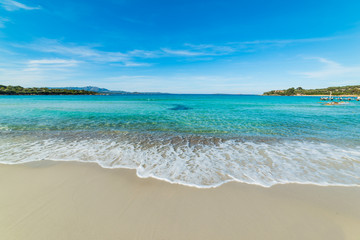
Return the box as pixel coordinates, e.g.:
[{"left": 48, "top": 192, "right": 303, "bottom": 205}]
[
  {"left": 2, "top": 160, "right": 359, "bottom": 189},
  {"left": 1, "top": 161, "right": 360, "bottom": 240}
]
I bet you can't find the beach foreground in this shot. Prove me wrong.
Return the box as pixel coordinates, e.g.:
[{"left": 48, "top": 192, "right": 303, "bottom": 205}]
[{"left": 1, "top": 161, "right": 360, "bottom": 240}]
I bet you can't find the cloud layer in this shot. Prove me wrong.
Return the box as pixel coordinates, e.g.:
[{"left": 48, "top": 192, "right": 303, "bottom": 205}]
[
  {"left": 296, "top": 57, "right": 360, "bottom": 79},
  {"left": 0, "top": 0, "right": 41, "bottom": 11}
]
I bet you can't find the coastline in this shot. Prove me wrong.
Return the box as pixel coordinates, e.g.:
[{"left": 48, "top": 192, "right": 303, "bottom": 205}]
[
  {"left": 1, "top": 161, "right": 360, "bottom": 240},
  {"left": 262, "top": 94, "right": 360, "bottom": 97}
]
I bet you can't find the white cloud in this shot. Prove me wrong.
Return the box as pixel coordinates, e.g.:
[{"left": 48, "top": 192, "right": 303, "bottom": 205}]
[
  {"left": 162, "top": 37, "right": 332, "bottom": 57},
  {"left": 127, "top": 49, "right": 160, "bottom": 58},
  {"left": 12, "top": 37, "right": 336, "bottom": 69},
  {"left": 0, "top": 54, "right": 89, "bottom": 88},
  {"left": 26, "top": 39, "right": 118, "bottom": 59},
  {"left": 296, "top": 57, "right": 360, "bottom": 79},
  {"left": 28, "top": 59, "right": 80, "bottom": 67},
  {"left": 122, "top": 62, "right": 152, "bottom": 67},
  {"left": 184, "top": 43, "right": 235, "bottom": 54},
  {"left": 0, "top": 66, "right": 77, "bottom": 87},
  {"left": 162, "top": 44, "right": 235, "bottom": 57},
  {"left": 0, "top": 0, "right": 41, "bottom": 11},
  {"left": 18, "top": 39, "right": 154, "bottom": 67},
  {"left": 161, "top": 48, "right": 206, "bottom": 56},
  {"left": 0, "top": 17, "right": 10, "bottom": 28},
  {"left": 25, "top": 59, "right": 80, "bottom": 71},
  {"left": 229, "top": 37, "right": 334, "bottom": 49},
  {"left": 28, "top": 59, "right": 80, "bottom": 65}
]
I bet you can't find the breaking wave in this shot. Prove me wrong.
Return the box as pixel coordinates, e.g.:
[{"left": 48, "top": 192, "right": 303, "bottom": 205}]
[{"left": 1, "top": 131, "right": 359, "bottom": 188}]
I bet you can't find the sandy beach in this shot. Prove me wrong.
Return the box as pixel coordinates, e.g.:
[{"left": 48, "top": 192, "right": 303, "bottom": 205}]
[{"left": 0, "top": 161, "right": 359, "bottom": 240}]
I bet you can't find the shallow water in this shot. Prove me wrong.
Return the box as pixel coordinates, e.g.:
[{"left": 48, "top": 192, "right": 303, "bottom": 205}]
[{"left": 1, "top": 95, "right": 359, "bottom": 187}]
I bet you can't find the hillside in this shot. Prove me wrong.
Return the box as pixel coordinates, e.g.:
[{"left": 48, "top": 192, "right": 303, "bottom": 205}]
[
  {"left": 59, "top": 86, "right": 112, "bottom": 93},
  {"left": 263, "top": 85, "right": 360, "bottom": 96}
]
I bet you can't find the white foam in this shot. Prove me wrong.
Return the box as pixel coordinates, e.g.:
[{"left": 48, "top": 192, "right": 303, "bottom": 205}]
[{"left": 0, "top": 135, "right": 360, "bottom": 188}]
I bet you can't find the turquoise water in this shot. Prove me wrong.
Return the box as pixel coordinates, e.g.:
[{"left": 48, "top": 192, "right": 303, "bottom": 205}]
[{"left": 1, "top": 95, "right": 360, "bottom": 187}]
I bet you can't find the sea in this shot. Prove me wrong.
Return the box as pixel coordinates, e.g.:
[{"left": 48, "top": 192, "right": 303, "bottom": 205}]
[{"left": 0, "top": 94, "right": 359, "bottom": 188}]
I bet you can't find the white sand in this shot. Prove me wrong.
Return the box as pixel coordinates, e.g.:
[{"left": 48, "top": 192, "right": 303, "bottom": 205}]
[{"left": 1, "top": 161, "right": 360, "bottom": 240}]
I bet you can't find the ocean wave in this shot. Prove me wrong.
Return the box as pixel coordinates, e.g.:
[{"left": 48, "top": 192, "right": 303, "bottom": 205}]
[{"left": 0, "top": 132, "right": 360, "bottom": 188}]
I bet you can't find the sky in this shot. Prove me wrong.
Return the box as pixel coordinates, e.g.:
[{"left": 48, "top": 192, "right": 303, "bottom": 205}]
[{"left": 0, "top": 0, "right": 360, "bottom": 93}]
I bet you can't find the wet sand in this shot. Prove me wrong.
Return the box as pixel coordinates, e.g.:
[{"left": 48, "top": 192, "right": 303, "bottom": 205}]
[{"left": 1, "top": 161, "right": 360, "bottom": 240}]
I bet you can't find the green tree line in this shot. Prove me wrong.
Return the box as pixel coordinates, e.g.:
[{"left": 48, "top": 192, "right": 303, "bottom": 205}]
[
  {"left": 0, "top": 85, "right": 98, "bottom": 95},
  {"left": 263, "top": 85, "right": 360, "bottom": 96}
]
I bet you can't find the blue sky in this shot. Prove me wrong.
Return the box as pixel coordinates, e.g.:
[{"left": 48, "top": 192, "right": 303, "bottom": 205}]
[{"left": 0, "top": 0, "right": 360, "bottom": 93}]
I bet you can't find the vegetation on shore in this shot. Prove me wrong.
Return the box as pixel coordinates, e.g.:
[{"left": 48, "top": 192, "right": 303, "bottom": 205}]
[
  {"left": 0, "top": 85, "right": 98, "bottom": 95},
  {"left": 263, "top": 85, "right": 360, "bottom": 96}
]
